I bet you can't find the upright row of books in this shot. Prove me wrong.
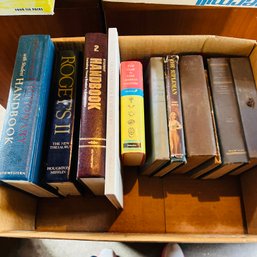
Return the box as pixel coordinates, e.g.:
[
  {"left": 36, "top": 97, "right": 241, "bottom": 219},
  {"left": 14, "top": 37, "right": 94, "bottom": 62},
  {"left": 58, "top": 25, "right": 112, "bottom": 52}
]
[
  {"left": 1, "top": 29, "right": 257, "bottom": 210},
  {"left": 0, "top": 29, "right": 123, "bottom": 209},
  {"left": 142, "top": 55, "right": 257, "bottom": 179}
]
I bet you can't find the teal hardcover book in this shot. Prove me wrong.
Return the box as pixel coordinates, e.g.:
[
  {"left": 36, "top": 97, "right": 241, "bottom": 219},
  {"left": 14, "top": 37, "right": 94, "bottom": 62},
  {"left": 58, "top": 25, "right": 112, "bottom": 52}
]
[{"left": 0, "top": 35, "right": 58, "bottom": 197}]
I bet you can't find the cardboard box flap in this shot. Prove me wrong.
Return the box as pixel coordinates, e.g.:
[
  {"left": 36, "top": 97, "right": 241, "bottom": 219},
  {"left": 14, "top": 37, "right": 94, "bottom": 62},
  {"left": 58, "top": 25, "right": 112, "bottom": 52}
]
[
  {"left": 119, "top": 35, "right": 208, "bottom": 60},
  {"left": 202, "top": 36, "right": 255, "bottom": 56},
  {"left": 119, "top": 35, "right": 256, "bottom": 60}
]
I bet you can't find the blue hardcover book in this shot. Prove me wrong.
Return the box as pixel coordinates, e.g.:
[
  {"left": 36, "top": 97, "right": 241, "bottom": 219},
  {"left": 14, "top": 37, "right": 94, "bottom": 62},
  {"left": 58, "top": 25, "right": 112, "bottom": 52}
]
[
  {"left": 0, "top": 35, "right": 58, "bottom": 197},
  {"left": 45, "top": 50, "right": 81, "bottom": 196}
]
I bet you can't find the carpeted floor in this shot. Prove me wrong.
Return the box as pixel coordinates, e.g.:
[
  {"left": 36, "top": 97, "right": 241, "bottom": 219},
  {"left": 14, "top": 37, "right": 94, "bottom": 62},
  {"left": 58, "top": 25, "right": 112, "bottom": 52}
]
[{"left": 1, "top": 238, "right": 257, "bottom": 257}]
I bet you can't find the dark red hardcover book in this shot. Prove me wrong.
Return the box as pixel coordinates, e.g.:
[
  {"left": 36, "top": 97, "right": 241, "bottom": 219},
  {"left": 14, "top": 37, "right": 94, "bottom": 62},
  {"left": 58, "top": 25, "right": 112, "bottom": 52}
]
[{"left": 77, "top": 33, "right": 107, "bottom": 195}]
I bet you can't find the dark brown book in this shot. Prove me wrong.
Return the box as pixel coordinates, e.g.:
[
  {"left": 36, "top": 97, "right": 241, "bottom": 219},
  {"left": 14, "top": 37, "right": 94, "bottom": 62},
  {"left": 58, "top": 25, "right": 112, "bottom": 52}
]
[
  {"left": 189, "top": 70, "right": 222, "bottom": 178},
  {"left": 153, "top": 55, "right": 186, "bottom": 177},
  {"left": 172, "top": 55, "right": 218, "bottom": 175},
  {"left": 203, "top": 58, "right": 248, "bottom": 179},
  {"left": 229, "top": 58, "right": 257, "bottom": 175},
  {"left": 77, "top": 33, "right": 107, "bottom": 195}
]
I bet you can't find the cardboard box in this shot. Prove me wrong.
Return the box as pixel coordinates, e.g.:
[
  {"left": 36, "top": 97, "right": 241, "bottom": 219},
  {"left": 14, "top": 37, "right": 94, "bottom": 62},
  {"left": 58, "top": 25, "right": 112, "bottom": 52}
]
[
  {"left": 103, "top": 1, "right": 257, "bottom": 41},
  {"left": 103, "top": 0, "right": 257, "bottom": 8},
  {"left": 1, "top": 35, "right": 257, "bottom": 242}
]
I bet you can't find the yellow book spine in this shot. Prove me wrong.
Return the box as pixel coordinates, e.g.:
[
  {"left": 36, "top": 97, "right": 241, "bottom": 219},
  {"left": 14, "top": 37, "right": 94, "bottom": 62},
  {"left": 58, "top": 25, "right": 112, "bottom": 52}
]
[{"left": 120, "top": 61, "right": 146, "bottom": 166}]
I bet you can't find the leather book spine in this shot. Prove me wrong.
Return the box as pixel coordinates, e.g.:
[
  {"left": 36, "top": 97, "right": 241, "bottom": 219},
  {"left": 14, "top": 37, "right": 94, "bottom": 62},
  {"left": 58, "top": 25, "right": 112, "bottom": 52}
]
[
  {"left": 77, "top": 33, "right": 107, "bottom": 180},
  {"left": 173, "top": 55, "right": 217, "bottom": 174},
  {"left": 207, "top": 58, "right": 248, "bottom": 167},
  {"left": 229, "top": 57, "right": 257, "bottom": 175}
]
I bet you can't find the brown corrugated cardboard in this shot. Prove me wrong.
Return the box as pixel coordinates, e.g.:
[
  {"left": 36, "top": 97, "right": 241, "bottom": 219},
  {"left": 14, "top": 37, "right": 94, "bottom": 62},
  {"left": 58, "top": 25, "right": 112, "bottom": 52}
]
[{"left": 0, "top": 35, "right": 256, "bottom": 242}]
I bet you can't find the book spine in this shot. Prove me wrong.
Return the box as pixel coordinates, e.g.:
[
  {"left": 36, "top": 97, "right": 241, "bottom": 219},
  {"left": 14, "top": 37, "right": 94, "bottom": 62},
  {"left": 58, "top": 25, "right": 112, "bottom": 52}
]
[
  {"left": 141, "top": 57, "right": 170, "bottom": 175},
  {"left": 229, "top": 57, "right": 257, "bottom": 175},
  {"left": 77, "top": 33, "right": 107, "bottom": 179},
  {"left": 0, "top": 35, "right": 54, "bottom": 182},
  {"left": 164, "top": 55, "right": 186, "bottom": 162},
  {"left": 207, "top": 58, "right": 248, "bottom": 165},
  {"left": 230, "top": 58, "right": 257, "bottom": 160},
  {"left": 105, "top": 28, "right": 123, "bottom": 208},
  {"left": 120, "top": 61, "right": 146, "bottom": 166},
  {"left": 45, "top": 50, "right": 79, "bottom": 183},
  {"left": 189, "top": 70, "right": 221, "bottom": 178},
  {"left": 173, "top": 55, "right": 217, "bottom": 175}
]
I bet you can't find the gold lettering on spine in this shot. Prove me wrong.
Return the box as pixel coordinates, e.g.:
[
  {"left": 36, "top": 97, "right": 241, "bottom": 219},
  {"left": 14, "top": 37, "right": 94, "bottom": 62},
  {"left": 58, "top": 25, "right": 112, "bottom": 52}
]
[
  {"left": 169, "top": 58, "right": 178, "bottom": 95},
  {"left": 54, "top": 54, "right": 76, "bottom": 134},
  {"left": 54, "top": 124, "right": 71, "bottom": 134},
  {"left": 87, "top": 58, "right": 103, "bottom": 110}
]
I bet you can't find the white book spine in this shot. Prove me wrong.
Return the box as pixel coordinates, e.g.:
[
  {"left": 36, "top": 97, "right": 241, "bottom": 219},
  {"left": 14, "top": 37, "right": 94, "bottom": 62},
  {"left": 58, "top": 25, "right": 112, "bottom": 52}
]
[{"left": 105, "top": 28, "right": 123, "bottom": 209}]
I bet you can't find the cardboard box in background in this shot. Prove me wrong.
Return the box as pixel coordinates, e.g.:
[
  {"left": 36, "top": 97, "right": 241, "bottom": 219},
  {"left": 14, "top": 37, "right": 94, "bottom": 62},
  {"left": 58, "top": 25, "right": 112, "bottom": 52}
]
[
  {"left": 102, "top": 0, "right": 257, "bottom": 8},
  {"left": 103, "top": 0, "right": 257, "bottom": 40}
]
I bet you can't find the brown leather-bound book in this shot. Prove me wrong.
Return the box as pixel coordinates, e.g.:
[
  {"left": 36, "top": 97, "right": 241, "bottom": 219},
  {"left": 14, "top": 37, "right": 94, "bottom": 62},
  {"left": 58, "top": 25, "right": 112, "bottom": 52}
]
[
  {"left": 203, "top": 58, "right": 248, "bottom": 179},
  {"left": 77, "top": 33, "right": 107, "bottom": 195},
  {"left": 229, "top": 58, "right": 257, "bottom": 175},
  {"left": 172, "top": 55, "right": 218, "bottom": 175},
  {"left": 189, "top": 70, "right": 222, "bottom": 179}
]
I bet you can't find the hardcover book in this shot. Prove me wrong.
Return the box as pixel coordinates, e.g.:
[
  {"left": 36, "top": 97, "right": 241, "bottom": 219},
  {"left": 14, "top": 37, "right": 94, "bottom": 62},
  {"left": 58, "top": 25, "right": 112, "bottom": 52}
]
[
  {"left": 0, "top": 35, "right": 57, "bottom": 197},
  {"left": 172, "top": 55, "right": 218, "bottom": 175},
  {"left": 141, "top": 57, "right": 170, "bottom": 176},
  {"left": 229, "top": 57, "right": 257, "bottom": 175},
  {"left": 105, "top": 28, "right": 123, "bottom": 208},
  {"left": 0, "top": 104, "right": 5, "bottom": 138},
  {"left": 203, "top": 58, "right": 248, "bottom": 179},
  {"left": 45, "top": 50, "right": 81, "bottom": 196},
  {"left": 189, "top": 70, "right": 222, "bottom": 178},
  {"left": 77, "top": 33, "right": 107, "bottom": 195},
  {"left": 154, "top": 55, "right": 186, "bottom": 177},
  {"left": 120, "top": 61, "right": 146, "bottom": 166}
]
